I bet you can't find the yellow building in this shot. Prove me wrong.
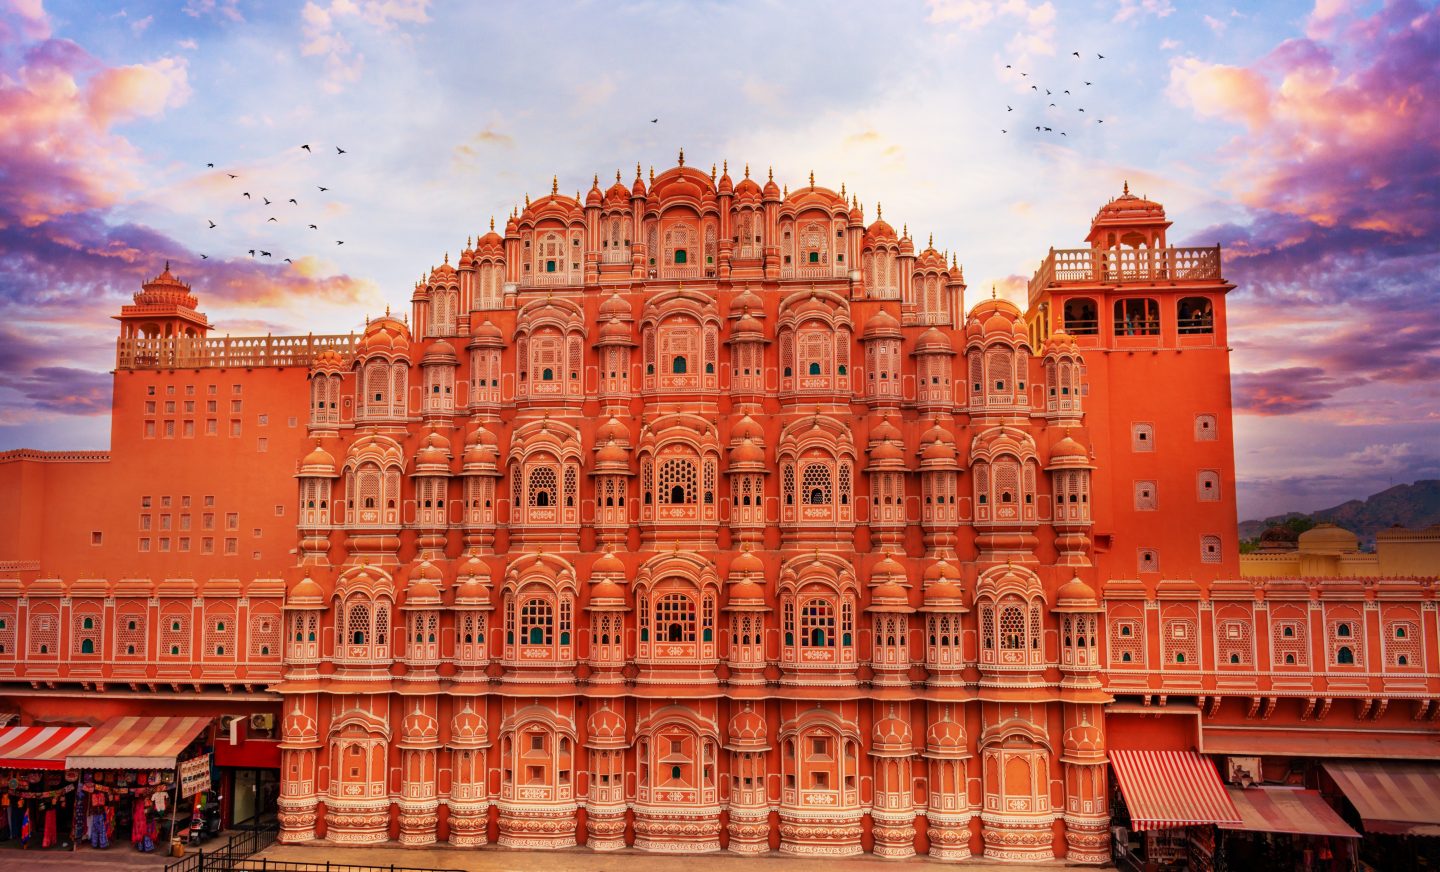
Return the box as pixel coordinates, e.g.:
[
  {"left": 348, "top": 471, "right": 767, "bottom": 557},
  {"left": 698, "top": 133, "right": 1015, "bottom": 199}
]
[{"left": 1241, "top": 523, "right": 1440, "bottom": 578}]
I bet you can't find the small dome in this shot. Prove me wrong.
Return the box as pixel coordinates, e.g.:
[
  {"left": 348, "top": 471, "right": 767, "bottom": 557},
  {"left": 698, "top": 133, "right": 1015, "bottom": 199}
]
[
  {"left": 1298, "top": 523, "right": 1359, "bottom": 555},
  {"left": 729, "top": 550, "right": 764, "bottom": 576},
  {"left": 730, "top": 415, "right": 764, "bottom": 443},
  {"left": 731, "top": 288, "right": 764, "bottom": 314},
  {"left": 450, "top": 704, "right": 488, "bottom": 747},
  {"left": 869, "top": 416, "right": 902, "bottom": 444},
  {"left": 924, "top": 579, "right": 965, "bottom": 608},
  {"left": 585, "top": 180, "right": 603, "bottom": 207},
  {"left": 591, "top": 550, "right": 626, "bottom": 576},
  {"left": 870, "top": 581, "right": 910, "bottom": 603},
  {"left": 728, "top": 706, "right": 768, "bottom": 745},
  {"left": 914, "top": 326, "right": 953, "bottom": 353},
  {"left": 728, "top": 579, "right": 766, "bottom": 603},
  {"left": 1052, "top": 435, "right": 1088, "bottom": 459},
  {"left": 732, "top": 313, "right": 766, "bottom": 336},
  {"left": 299, "top": 441, "right": 337, "bottom": 475},
  {"left": 1064, "top": 723, "right": 1104, "bottom": 756},
  {"left": 868, "top": 438, "right": 904, "bottom": 463},
  {"left": 1055, "top": 575, "right": 1100, "bottom": 612},
  {"left": 590, "top": 578, "right": 626, "bottom": 603},
  {"left": 472, "top": 319, "right": 504, "bottom": 345},
  {"left": 926, "top": 717, "right": 968, "bottom": 753},
  {"left": 595, "top": 439, "right": 629, "bottom": 466},
  {"left": 454, "top": 576, "right": 489, "bottom": 606},
  {"left": 924, "top": 559, "right": 961, "bottom": 582},
  {"left": 414, "top": 430, "right": 452, "bottom": 469},
  {"left": 863, "top": 217, "right": 897, "bottom": 247},
  {"left": 863, "top": 308, "right": 902, "bottom": 338},
  {"left": 871, "top": 553, "right": 908, "bottom": 583},
  {"left": 290, "top": 575, "right": 325, "bottom": 606},
  {"left": 599, "top": 292, "right": 631, "bottom": 319},
  {"left": 422, "top": 339, "right": 458, "bottom": 364},
  {"left": 729, "top": 437, "right": 765, "bottom": 466},
  {"left": 311, "top": 347, "right": 347, "bottom": 373},
  {"left": 873, "top": 713, "right": 913, "bottom": 747},
  {"left": 596, "top": 416, "right": 631, "bottom": 444},
  {"left": 405, "top": 579, "right": 441, "bottom": 607},
  {"left": 761, "top": 173, "right": 781, "bottom": 200},
  {"left": 587, "top": 705, "right": 627, "bottom": 744},
  {"left": 358, "top": 315, "right": 410, "bottom": 356}
]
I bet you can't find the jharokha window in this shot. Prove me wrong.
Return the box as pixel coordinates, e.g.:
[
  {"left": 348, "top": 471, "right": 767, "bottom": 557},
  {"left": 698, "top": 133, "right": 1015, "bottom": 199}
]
[
  {"left": 504, "top": 585, "right": 575, "bottom": 663},
  {"left": 637, "top": 582, "right": 718, "bottom": 662},
  {"left": 780, "top": 585, "right": 857, "bottom": 667}
]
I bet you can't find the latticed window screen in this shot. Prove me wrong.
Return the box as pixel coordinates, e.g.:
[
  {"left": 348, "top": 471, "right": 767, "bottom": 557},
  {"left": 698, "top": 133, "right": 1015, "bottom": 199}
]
[
  {"left": 161, "top": 611, "right": 189, "bottom": 657},
  {"left": 520, "top": 598, "right": 554, "bottom": 646},
  {"left": 981, "top": 606, "right": 995, "bottom": 650},
  {"left": 782, "top": 464, "right": 796, "bottom": 506},
  {"left": 999, "top": 606, "right": 1025, "bottom": 650},
  {"left": 799, "top": 330, "right": 831, "bottom": 377},
  {"left": 654, "top": 594, "right": 697, "bottom": 643},
  {"left": 29, "top": 612, "right": 58, "bottom": 656},
  {"left": 1162, "top": 618, "right": 1198, "bottom": 665},
  {"left": 250, "top": 612, "right": 279, "bottom": 658},
  {"left": 994, "top": 462, "right": 1020, "bottom": 505},
  {"left": 346, "top": 603, "right": 370, "bottom": 645},
  {"left": 1327, "top": 618, "right": 1363, "bottom": 666},
  {"left": 115, "top": 611, "right": 144, "bottom": 657},
  {"left": 563, "top": 466, "right": 577, "bottom": 508},
  {"left": 72, "top": 611, "right": 100, "bottom": 655},
  {"left": 1201, "top": 535, "right": 1222, "bottom": 564},
  {"left": 1386, "top": 620, "right": 1421, "bottom": 667},
  {"left": 1271, "top": 618, "right": 1308, "bottom": 667},
  {"left": 1217, "top": 619, "right": 1252, "bottom": 665},
  {"left": 1108, "top": 615, "right": 1144, "bottom": 665},
  {"left": 801, "top": 464, "right": 833, "bottom": 505},
  {"left": 528, "top": 467, "right": 558, "bottom": 507},
  {"left": 657, "top": 458, "right": 697, "bottom": 504},
  {"left": 0, "top": 610, "right": 15, "bottom": 656},
  {"left": 799, "top": 597, "right": 836, "bottom": 647}
]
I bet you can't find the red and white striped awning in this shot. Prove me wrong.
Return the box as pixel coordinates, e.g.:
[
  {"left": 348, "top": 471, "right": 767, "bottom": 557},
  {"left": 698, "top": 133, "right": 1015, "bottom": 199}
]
[
  {"left": 0, "top": 725, "right": 95, "bottom": 770},
  {"left": 65, "top": 716, "right": 211, "bottom": 770},
  {"left": 1111, "top": 749, "right": 1242, "bottom": 831},
  {"left": 1222, "top": 787, "right": 1360, "bottom": 839}
]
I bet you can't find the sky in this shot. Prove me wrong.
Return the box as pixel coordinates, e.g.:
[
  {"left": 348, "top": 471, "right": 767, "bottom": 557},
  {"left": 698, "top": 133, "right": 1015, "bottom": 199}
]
[{"left": 0, "top": 0, "right": 1436, "bottom": 521}]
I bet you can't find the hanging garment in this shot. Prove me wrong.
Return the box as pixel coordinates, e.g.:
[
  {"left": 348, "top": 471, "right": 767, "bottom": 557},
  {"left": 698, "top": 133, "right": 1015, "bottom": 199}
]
[
  {"left": 41, "top": 804, "right": 56, "bottom": 848},
  {"left": 88, "top": 793, "right": 108, "bottom": 849},
  {"left": 20, "top": 804, "right": 31, "bottom": 847},
  {"left": 132, "top": 800, "right": 147, "bottom": 847}
]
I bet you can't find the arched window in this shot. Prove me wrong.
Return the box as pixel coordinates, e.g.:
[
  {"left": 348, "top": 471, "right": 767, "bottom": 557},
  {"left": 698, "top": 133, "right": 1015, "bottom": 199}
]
[
  {"left": 521, "top": 597, "right": 553, "bottom": 646},
  {"left": 801, "top": 465, "right": 832, "bottom": 506},
  {"left": 672, "top": 355, "right": 687, "bottom": 374},
  {"left": 529, "top": 466, "right": 558, "bottom": 509},
  {"left": 1063, "top": 297, "right": 1098, "bottom": 334},
  {"left": 1337, "top": 646, "right": 1354, "bottom": 664},
  {"left": 1178, "top": 296, "right": 1214, "bottom": 334}
]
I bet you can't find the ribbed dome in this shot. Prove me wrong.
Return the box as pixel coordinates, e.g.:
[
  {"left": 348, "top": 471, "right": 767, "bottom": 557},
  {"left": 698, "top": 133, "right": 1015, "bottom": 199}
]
[
  {"left": 863, "top": 308, "right": 902, "bottom": 338},
  {"left": 728, "top": 706, "right": 768, "bottom": 746},
  {"left": 299, "top": 441, "right": 338, "bottom": 476},
  {"left": 729, "top": 550, "right": 764, "bottom": 576},
  {"left": 290, "top": 575, "right": 325, "bottom": 606},
  {"left": 422, "top": 339, "right": 458, "bottom": 364},
  {"left": 587, "top": 706, "right": 627, "bottom": 744},
  {"left": 591, "top": 550, "right": 626, "bottom": 576},
  {"left": 358, "top": 315, "right": 410, "bottom": 356},
  {"left": 914, "top": 326, "right": 953, "bottom": 353},
  {"left": 1055, "top": 575, "right": 1101, "bottom": 613},
  {"left": 729, "top": 437, "right": 765, "bottom": 465}
]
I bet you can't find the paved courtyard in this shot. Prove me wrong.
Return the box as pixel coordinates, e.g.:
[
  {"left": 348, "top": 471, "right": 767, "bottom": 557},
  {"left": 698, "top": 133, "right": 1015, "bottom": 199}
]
[{"left": 256, "top": 842, "right": 1096, "bottom": 871}]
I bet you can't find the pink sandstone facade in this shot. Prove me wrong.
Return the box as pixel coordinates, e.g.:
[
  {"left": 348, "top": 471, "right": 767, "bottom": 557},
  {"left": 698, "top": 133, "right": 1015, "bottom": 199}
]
[{"left": 1, "top": 159, "right": 1436, "bottom": 862}]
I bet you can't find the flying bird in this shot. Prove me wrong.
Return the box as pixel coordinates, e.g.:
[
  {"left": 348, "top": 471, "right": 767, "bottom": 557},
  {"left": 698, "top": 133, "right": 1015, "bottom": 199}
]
[
  {"left": 1064, "top": 90, "right": 1071, "bottom": 94},
  {"left": 1001, "top": 129, "right": 1007, "bottom": 133},
  {"left": 260, "top": 251, "right": 272, "bottom": 257},
  {"left": 263, "top": 197, "right": 271, "bottom": 205},
  {"left": 1097, "top": 53, "right": 1105, "bottom": 59},
  {"left": 248, "top": 249, "right": 255, "bottom": 257},
  {"left": 336, "top": 147, "right": 346, "bottom": 154},
  {"left": 335, "top": 240, "right": 344, "bottom": 245},
  {"left": 288, "top": 198, "right": 298, "bottom": 205},
  {"left": 227, "top": 173, "right": 238, "bottom": 179},
  {"left": 1005, "top": 64, "right": 1011, "bottom": 68},
  {"left": 1020, "top": 72, "right": 1028, "bottom": 76},
  {"left": 1085, "top": 81, "right": 1092, "bottom": 85},
  {"left": 1060, "top": 131, "right": 1067, "bottom": 136},
  {"left": 301, "top": 144, "right": 311, "bottom": 152},
  {"left": 1034, "top": 126, "right": 1041, "bottom": 131},
  {"left": 243, "top": 192, "right": 251, "bottom": 199},
  {"left": 650, "top": 118, "right": 658, "bottom": 123},
  {"left": 267, "top": 217, "right": 278, "bottom": 222},
  {"left": 1072, "top": 51, "right": 1080, "bottom": 57},
  {"left": 1050, "top": 103, "right": 1056, "bottom": 107},
  {"left": 1044, "top": 126, "right": 1052, "bottom": 131},
  {"left": 318, "top": 186, "right": 329, "bottom": 192},
  {"left": 207, "top": 220, "right": 216, "bottom": 228},
  {"left": 1045, "top": 89, "right": 1051, "bottom": 95},
  {"left": 1031, "top": 85, "right": 1038, "bottom": 90},
  {"left": 1007, "top": 105, "right": 1013, "bottom": 111},
  {"left": 284, "top": 258, "right": 293, "bottom": 264},
  {"left": 206, "top": 163, "right": 214, "bottom": 168},
  {"left": 1078, "top": 108, "right": 1085, "bottom": 112},
  {"left": 1097, "top": 119, "right": 1105, "bottom": 123},
  {"left": 200, "top": 254, "right": 209, "bottom": 259},
  {"left": 308, "top": 224, "right": 318, "bottom": 229}
]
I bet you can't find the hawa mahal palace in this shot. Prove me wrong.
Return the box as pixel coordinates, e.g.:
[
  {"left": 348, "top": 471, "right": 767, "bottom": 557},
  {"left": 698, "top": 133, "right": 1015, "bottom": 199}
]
[{"left": 1, "top": 156, "right": 1436, "bottom": 862}]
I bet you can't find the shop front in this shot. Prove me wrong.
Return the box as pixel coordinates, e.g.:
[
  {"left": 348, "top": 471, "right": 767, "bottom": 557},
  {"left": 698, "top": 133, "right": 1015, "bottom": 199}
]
[
  {"left": 215, "top": 712, "right": 281, "bottom": 828},
  {"left": 1217, "top": 785, "right": 1359, "bottom": 871},
  {"left": 64, "top": 715, "right": 216, "bottom": 853},
  {"left": 1321, "top": 760, "right": 1440, "bottom": 869},
  {"left": 0, "top": 724, "right": 94, "bottom": 849},
  {"left": 1108, "top": 749, "right": 1242, "bottom": 871}
]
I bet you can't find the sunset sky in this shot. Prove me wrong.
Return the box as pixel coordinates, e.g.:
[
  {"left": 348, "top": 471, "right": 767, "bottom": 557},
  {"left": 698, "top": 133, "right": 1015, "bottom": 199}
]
[{"left": 0, "top": 0, "right": 1435, "bottom": 520}]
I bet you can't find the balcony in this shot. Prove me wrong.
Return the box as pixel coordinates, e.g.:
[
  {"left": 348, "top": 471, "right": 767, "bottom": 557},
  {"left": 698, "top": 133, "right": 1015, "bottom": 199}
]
[
  {"left": 116, "top": 333, "right": 356, "bottom": 370},
  {"left": 520, "top": 272, "right": 579, "bottom": 288},
  {"left": 780, "top": 263, "right": 849, "bottom": 280},
  {"left": 1028, "top": 246, "right": 1223, "bottom": 303},
  {"left": 600, "top": 247, "right": 631, "bottom": 264}
]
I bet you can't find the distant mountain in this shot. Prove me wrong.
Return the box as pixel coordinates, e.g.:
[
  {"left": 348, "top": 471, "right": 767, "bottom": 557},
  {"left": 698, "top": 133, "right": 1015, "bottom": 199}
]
[{"left": 1239, "top": 480, "right": 1440, "bottom": 547}]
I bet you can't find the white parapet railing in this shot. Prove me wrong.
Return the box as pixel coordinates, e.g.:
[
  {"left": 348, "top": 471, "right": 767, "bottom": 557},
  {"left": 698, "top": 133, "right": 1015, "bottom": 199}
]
[
  {"left": 1029, "top": 246, "right": 1223, "bottom": 302},
  {"left": 116, "top": 333, "right": 357, "bottom": 370}
]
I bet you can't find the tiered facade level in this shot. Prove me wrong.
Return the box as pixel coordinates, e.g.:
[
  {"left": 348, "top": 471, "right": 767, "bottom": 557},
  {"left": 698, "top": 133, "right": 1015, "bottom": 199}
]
[{"left": 2, "top": 161, "right": 1436, "bottom": 862}]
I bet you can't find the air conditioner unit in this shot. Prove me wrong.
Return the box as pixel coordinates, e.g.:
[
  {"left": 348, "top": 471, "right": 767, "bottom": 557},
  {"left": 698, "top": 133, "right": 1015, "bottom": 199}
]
[{"left": 250, "top": 713, "right": 275, "bottom": 731}]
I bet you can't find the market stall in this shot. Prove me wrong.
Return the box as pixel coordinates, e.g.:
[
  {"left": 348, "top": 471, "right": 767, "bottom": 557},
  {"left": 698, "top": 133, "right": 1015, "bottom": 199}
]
[
  {"left": 1322, "top": 761, "right": 1440, "bottom": 868},
  {"left": 1218, "top": 786, "right": 1359, "bottom": 871},
  {"left": 63, "top": 716, "right": 214, "bottom": 853},
  {"left": 0, "top": 724, "right": 93, "bottom": 849},
  {"left": 1109, "top": 749, "right": 1242, "bottom": 871}
]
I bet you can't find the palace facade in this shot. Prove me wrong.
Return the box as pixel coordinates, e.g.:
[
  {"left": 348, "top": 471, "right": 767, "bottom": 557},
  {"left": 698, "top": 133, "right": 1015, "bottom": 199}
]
[{"left": 2, "top": 158, "right": 1436, "bottom": 863}]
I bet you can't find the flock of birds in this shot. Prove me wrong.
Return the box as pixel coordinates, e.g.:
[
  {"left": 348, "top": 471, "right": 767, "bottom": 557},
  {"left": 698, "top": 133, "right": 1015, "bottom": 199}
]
[
  {"left": 999, "top": 51, "right": 1109, "bottom": 138},
  {"left": 198, "top": 144, "right": 349, "bottom": 263}
]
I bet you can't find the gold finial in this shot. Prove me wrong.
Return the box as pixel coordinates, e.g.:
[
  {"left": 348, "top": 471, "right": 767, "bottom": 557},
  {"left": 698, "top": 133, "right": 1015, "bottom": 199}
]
[
  {"left": 575, "top": 191, "right": 579, "bottom": 202},
  {"left": 649, "top": 166, "right": 655, "bottom": 183},
  {"left": 767, "top": 166, "right": 773, "bottom": 181},
  {"left": 635, "top": 162, "right": 642, "bottom": 179},
  {"left": 466, "top": 235, "right": 471, "bottom": 247},
  {"left": 744, "top": 163, "right": 750, "bottom": 178},
  {"left": 525, "top": 193, "right": 530, "bottom": 207},
  {"left": 444, "top": 251, "right": 449, "bottom": 264},
  {"left": 783, "top": 184, "right": 788, "bottom": 197},
  {"left": 840, "top": 181, "right": 846, "bottom": 197},
  {"left": 992, "top": 283, "right": 997, "bottom": 299},
  {"left": 616, "top": 169, "right": 622, "bottom": 182},
  {"left": 678, "top": 147, "right": 685, "bottom": 166},
  {"left": 164, "top": 259, "right": 170, "bottom": 271},
  {"left": 593, "top": 173, "right": 599, "bottom": 186},
  {"left": 490, "top": 216, "right": 495, "bottom": 231},
  {"left": 903, "top": 223, "right": 908, "bottom": 238},
  {"left": 551, "top": 176, "right": 558, "bottom": 196},
  {"left": 711, "top": 163, "right": 716, "bottom": 180},
  {"left": 1123, "top": 179, "right": 1130, "bottom": 195},
  {"left": 877, "top": 202, "right": 882, "bottom": 219},
  {"left": 385, "top": 305, "right": 390, "bottom": 317},
  {"left": 723, "top": 159, "right": 728, "bottom": 174},
  {"left": 809, "top": 170, "right": 815, "bottom": 187},
  {"left": 928, "top": 233, "right": 933, "bottom": 248}
]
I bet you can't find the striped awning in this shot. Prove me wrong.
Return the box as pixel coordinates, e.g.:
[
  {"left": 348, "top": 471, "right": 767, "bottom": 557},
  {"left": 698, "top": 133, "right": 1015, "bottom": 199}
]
[
  {"left": 65, "top": 716, "right": 211, "bottom": 770},
  {"left": 0, "top": 725, "right": 95, "bottom": 770},
  {"left": 1222, "top": 787, "right": 1360, "bottom": 839},
  {"left": 1324, "top": 761, "right": 1440, "bottom": 836},
  {"left": 1111, "top": 749, "right": 1241, "bottom": 831}
]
